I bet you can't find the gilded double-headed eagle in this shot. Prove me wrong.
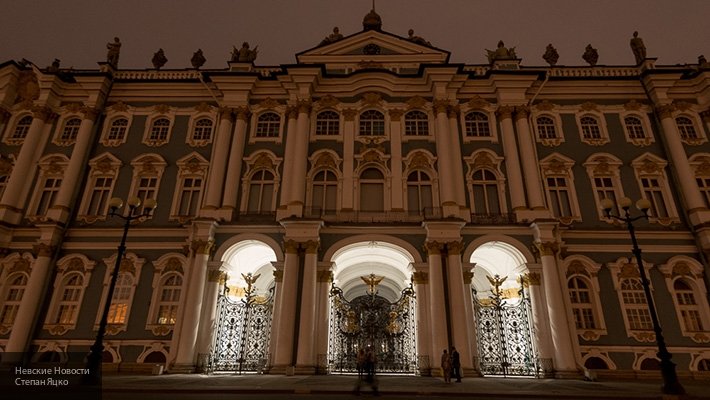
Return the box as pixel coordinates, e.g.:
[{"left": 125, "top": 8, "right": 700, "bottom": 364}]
[{"left": 361, "top": 273, "right": 384, "bottom": 294}]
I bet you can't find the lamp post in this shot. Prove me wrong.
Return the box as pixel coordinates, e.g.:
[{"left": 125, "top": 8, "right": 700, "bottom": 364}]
[
  {"left": 84, "top": 197, "right": 156, "bottom": 385},
  {"left": 601, "top": 197, "right": 684, "bottom": 395}
]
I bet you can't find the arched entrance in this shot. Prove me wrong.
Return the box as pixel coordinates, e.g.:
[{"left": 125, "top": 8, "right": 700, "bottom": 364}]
[
  {"left": 209, "top": 240, "right": 276, "bottom": 373},
  {"left": 327, "top": 241, "right": 418, "bottom": 374},
  {"left": 470, "top": 241, "right": 539, "bottom": 377}
]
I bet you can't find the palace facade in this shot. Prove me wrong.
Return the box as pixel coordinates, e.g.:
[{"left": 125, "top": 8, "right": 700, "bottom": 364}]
[{"left": 1, "top": 10, "right": 710, "bottom": 380}]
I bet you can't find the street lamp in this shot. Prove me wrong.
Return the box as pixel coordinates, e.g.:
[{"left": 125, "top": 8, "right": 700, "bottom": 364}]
[
  {"left": 84, "top": 197, "right": 156, "bottom": 385},
  {"left": 600, "top": 197, "right": 684, "bottom": 395}
]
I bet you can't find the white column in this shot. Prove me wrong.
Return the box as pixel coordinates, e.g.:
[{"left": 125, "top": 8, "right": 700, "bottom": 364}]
[
  {"left": 279, "top": 108, "right": 299, "bottom": 210},
  {"left": 389, "top": 109, "right": 404, "bottom": 211},
  {"left": 412, "top": 268, "right": 432, "bottom": 374},
  {"left": 313, "top": 266, "right": 333, "bottom": 373},
  {"left": 48, "top": 107, "right": 99, "bottom": 223},
  {"left": 0, "top": 106, "right": 53, "bottom": 224},
  {"left": 289, "top": 101, "right": 311, "bottom": 212},
  {"left": 173, "top": 240, "right": 212, "bottom": 370},
  {"left": 496, "top": 106, "right": 526, "bottom": 211},
  {"left": 445, "top": 242, "right": 473, "bottom": 375},
  {"left": 221, "top": 107, "right": 249, "bottom": 213},
  {"left": 537, "top": 242, "right": 577, "bottom": 372},
  {"left": 195, "top": 265, "right": 225, "bottom": 362},
  {"left": 295, "top": 241, "right": 318, "bottom": 371},
  {"left": 4, "top": 245, "right": 54, "bottom": 353},
  {"left": 341, "top": 109, "right": 356, "bottom": 210},
  {"left": 202, "top": 109, "right": 234, "bottom": 210},
  {"left": 461, "top": 263, "right": 478, "bottom": 373},
  {"left": 272, "top": 241, "right": 300, "bottom": 371},
  {"left": 514, "top": 107, "right": 546, "bottom": 210},
  {"left": 447, "top": 108, "right": 467, "bottom": 206},
  {"left": 268, "top": 262, "right": 285, "bottom": 367},
  {"left": 426, "top": 241, "right": 449, "bottom": 373},
  {"left": 657, "top": 105, "right": 706, "bottom": 212},
  {"left": 524, "top": 264, "right": 555, "bottom": 370},
  {"left": 433, "top": 101, "right": 457, "bottom": 215}
]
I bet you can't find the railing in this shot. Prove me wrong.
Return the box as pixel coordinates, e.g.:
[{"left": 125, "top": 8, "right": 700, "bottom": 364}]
[
  {"left": 470, "top": 213, "right": 516, "bottom": 224},
  {"left": 235, "top": 211, "right": 277, "bottom": 223},
  {"left": 303, "top": 207, "right": 443, "bottom": 223},
  {"left": 113, "top": 70, "right": 202, "bottom": 80}
]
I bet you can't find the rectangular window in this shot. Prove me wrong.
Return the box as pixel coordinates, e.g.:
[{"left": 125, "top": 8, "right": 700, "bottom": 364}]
[
  {"left": 0, "top": 175, "right": 8, "bottom": 200},
  {"left": 641, "top": 177, "right": 668, "bottom": 218},
  {"left": 696, "top": 177, "right": 710, "bottom": 208},
  {"left": 135, "top": 177, "right": 158, "bottom": 213},
  {"left": 178, "top": 177, "right": 202, "bottom": 216},
  {"left": 34, "top": 178, "right": 62, "bottom": 216},
  {"left": 86, "top": 177, "right": 114, "bottom": 216},
  {"left": 547, "top": 177, "right": 572, "bottom": 217}
]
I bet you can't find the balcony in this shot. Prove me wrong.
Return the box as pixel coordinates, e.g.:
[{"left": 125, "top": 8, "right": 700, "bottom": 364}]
[{"left": 303, "top": 207, "right": 443, "bottom": 223}]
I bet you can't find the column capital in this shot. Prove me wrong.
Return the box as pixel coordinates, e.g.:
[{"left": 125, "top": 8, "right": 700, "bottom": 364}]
[
  {"left": 273, "top": 269, "right": 284, "bottom": 282},
  {"left": 32, "top": 243, "right": 55, "bottom": 258},
  {"left": 424, "top": 240, "right": 444, "bottom": 255},
  {"left": 495, "top": 105, "right": 514, "bottom": 119},
  {"left": 304, "top": 240, "right": 319, "bottom": 254},
  {"left": 433, "top": 99, "right": 449, "bottom": 114},
  {"left": 520, "top": 272, "right": 541, "bottom": 287},
  {"left": 286, "top": 106, "right": 299, "bottom": 119},
  {"left": 317, "top": 270, "right": 333, "bottom": 283},
  {"left": 190, "top": 239, "right": 215, "bottom": 255},
  {"left": 31, "top": 105, "right": 56, "bottom": 122},
  {"left": 446, "top": 240, "right": 464, "bottom": 255},
  {"left": 388, "top": 108, "right": 405, "bottom": 121},
  {"left": 297, "top": 99, "right": 312, "bottom": 114},
  {"left": 284, "top": 239, "right": 299, "bottom": 254},
  {"left": 81, "top": 106, "right": 100, "bottom": 121},
  {"left": 343, "top": 108, "right": 358, "bottom": 121},
  {"left": 218, "top": 107, "right": 235, "bottom": 121},
  {"left": 412, "top": 271, "right": 428, "bottom": 284},
  {"left": 447, "top": 105, "right": 460, "bottom": 119},
  {"left": 235, "top": 106, "right": 250, "bottom": 121},
  {"left": 655, "top": 104, "right": 676, "bottom": 119},
  {"left": 514, "top": 105, "right": 530, "bottom": 120},
  {"left": 462, "top": 270, "right": 474, "bottom": 284},
  {"left": 535, "top": 241, "right": 560, "bottom": 256}
]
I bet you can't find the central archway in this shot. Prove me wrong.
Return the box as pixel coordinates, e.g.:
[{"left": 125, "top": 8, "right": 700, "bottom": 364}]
[{"left": 327, "top": 239, "right": 418, "bottom": 374}]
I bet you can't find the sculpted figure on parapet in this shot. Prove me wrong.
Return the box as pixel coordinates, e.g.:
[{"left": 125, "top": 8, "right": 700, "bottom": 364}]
[
  {"left": 191, "top": 49, "right": 206, "bottom": 69},
  {"left": 582, "top": 44, "right": 599, "bottom": 66},
  {"left": 407, "top": 29, "right": 431, "bottom": 46},
  {"left": 319, "top": 27, "right": 344, "bottom": 46},
  {"left": 486, "top": 40, "right": 517, "bottom": 64},
  {"left": 152, "top": 48, "right": 168, "bottom": 69},
  {"left": 629, "top": 31, "right": 646, "bottom": 65},
  {"left": 231, "top": 42, "right": 258, "bottom": 63},
  {"left": 106, "top": 37, "right": 121, "bottom": 67},
  {"left": 542, "top": 44, "right": 559, "bottom": 66}
]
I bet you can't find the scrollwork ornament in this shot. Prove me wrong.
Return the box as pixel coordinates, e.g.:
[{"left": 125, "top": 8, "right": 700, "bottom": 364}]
[{"left": 495, "top": 105, "right": 514, "bottom": 119}]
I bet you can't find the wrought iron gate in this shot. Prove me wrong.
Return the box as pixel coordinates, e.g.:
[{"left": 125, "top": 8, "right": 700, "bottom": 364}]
[
  {"left": 328, "top": 279, "right": 417, "bottom": 374},
  {"left": 473, "top": 275, "right": 539, "bottom": 377},
  {"left": 209, "top": 274, "right": 273, "bottom": 373}
]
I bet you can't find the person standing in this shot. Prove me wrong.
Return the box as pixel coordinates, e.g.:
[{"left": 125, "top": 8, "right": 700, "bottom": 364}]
[
  {"left": 356, "top": 348, "right": 366, "bottom": 379},
  {"left": 441, "top": 349, "right": 452, "bottom": 383},
  {"left": 451, "top": 347, "right": 461, "bottom": 382}
]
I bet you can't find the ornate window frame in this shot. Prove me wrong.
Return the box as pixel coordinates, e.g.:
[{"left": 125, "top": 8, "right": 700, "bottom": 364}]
[
  {"left": 186, "top": 104, "right": 217, "bottom": 147},
  {"left": 128, "top": 154, "right": 167, "bottom": 217},
  {"left": 95, "top": 252, "right": 145, "bottom": 335},
  {"left": 141, "top": 105, "right": 176, "bottom": 147},
  {"left": 26, "top": 154, "right": 69, "bottom": 222},
  {"left": 43, "top": 254, "right": 95, "bottom": 336},
  {"left": 169, "top": 152, "right": 209, "bottom": 223},
  {"left": 53, "top": 114, "right": 82, "bottom": 146},
  {"left": 675, "top": 113, "right": 707, "bottom": 146},
  {"left": 3, "top": 112, "right": 33, "bottom": 145},
  {"left": 312, "top": 109, "right": 343, "bottom": 139},
  {"left": 575, "top": 109, "right": 610, "bottom": 146},
  {"left": 608, "top": 257, "right": 656, "bottom": 343},
  {"left": 562, "top": 255, "right": 607, "bottom": 341},
  {"left": 357, "top": 109, "right": 388, "bottom": 138},
  {"left": 689, "top": 153, "right": 710, "bottom": 208},
  {"left": 402, "top": 110, "right": 431, "bottom": 137},
  {"left": 464, "top": 149, "right": 508, "bottom": 216},
  {"left": 620, "top": 110, "right": 654, "bottom": 147},
  {"left": 402, "top": 150, "right": 439, "bottom": 216},
  {"left": 658, "top": 256, "right": 710, "bottom": 343},
  {"left": 249, "top": 99, "right": 285, "bottom": 143},
  {"left": 459, "top": 96, "right": 498, "bottom": 143},
  {"left": 353, "top": 147, "right": 391, "bottom": 213},
  {"left": 240, "top": 150, "right": 282, "bottom": 214},
  {"left": 146, "top": 253, "right": 187, "bottom": 336},
  {"left": 532, "top": 106, "right": 564, "bottom": 146},
  {"left": 631, "top": 153, "right": 679, "bottom": 225},
  {"left": 583, "top": 153, "right": 626, "bottom": 222},
  {"left": 100, "top": 102, "right": 134, "bottom": 147},
  {"left": 305, "top": 150, "right": 342, "bottom": 215},
  {"left": 540, "top": 153, "right": 581, "bottom": 224},
  {"left": 0, "top": 252, "right": 34, "bottom": 335},
  {"left": 77, "top": 152, "right": 122, "bottom": 224}
]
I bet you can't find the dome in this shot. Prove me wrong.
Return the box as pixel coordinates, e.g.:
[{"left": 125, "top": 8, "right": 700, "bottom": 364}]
[{"left": 362, "top": 9, "right": 382, "bottom": 31}]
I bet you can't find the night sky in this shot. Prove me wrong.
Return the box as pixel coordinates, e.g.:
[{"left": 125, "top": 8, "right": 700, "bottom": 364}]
[{"left": 2, "top": 0, "right": 709, "bottom": 70}]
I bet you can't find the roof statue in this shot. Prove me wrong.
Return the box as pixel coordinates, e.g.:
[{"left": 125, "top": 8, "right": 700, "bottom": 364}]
[
  {"left": 407, "top": 29, "right": 431, "bottom": 46},
  {"left": 231, "top": 42, "right": 258, "bottom": 63},
  {"left": 362, "top": 8, "right": 382, "bottom": 31},
  {"left": 152, "top": 48, "right": 168, "bottom": 69},
  {"left": 319, "top": 27, "right": 344, "bottom": 46},
  {"left": 542, "top": 43, "right": 559, "bottom": 66},
  {"left": 486, "top": 40, "right": 517, "bottom": 64},
  {"left": 582, "top": 44, "right": 599, "bottom": 66},
  {"left": 191, "top": 49, "right": 206, "bottom": 69},
  {"left": 46, "top": 58, "right": 61, "bottom": 73},
  {"left": 629, "top": 31, "right": 646, "bottom": 65},
  {"left": 700, "top": 55, "right": 710, "bottom": 69},
  {"left": 106, "top": 37, "right": 121, "bottom": 68}
]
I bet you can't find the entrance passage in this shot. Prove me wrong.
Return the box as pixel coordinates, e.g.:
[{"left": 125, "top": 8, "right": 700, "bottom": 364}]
[{"left": 328, "top": 282, "right": 416, "bottom": 373}]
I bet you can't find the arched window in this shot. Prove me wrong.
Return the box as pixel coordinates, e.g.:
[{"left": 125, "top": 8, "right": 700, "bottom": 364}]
[
  {"left": 359, "top": 110, "right": 385, "bottom": 136},
  {"left": 676, "top": 116, "right": 697, "bottom": 139},
  {"left": 107, "top": 118, "right": 128, "bottom": 141},
  {"left": 12, "top": 115, "right": 33, "bottom": 140},
  {"left": 0, "top": 274, "right": 28, "bottom": 325},
  {"left": 407, "top": 170, "right": 433, "bottom": 213},
  {"left": 620, "top": 278, "right": 652, "bottom": 331},
  {"left": 60, "top": 118, "right": 82, "bottom": 141},
  {"left": 156, "top": 274, "right": 182, "bottom": 325},
  {"left": 149, "top": 118, "right": 170, "bottom": 141},
  {"left": 247, "top": 170, "right": 275, "bottom": 213},
  {"left": 471, "top": 169, "right": 501, "bottom": 215},
  {"left": 255, "top": 112, "right": 280, "bottom": 137},
  {"left": 311, "top": 170, "right": 338, "bottom": 213},
  {"left": 359, "top": 168, "right": 384, "bottom": 211},
  {"left": 536, "top": 116, "right": 557, "bottom": 139},
  {"left": 404, "top": 111, "right": 429, "bottom": 136},
  {"left": 107, "top": 273, "right": 134, "bottom": 325},
  {"left": 568, "top": 277, "right": 597, "bottom": 329},
  {"left": 315, "top": 111, "right": 340, "bottom": 136},
  {"left": 192, "top": 118, "right": 213, "bottom": 141},
  {"left": 54, "top": 274, "right": 84, "bottom": 324},
  {"left": 624, "top": 116, "right": 646, "bottom": 139},
  {"left": 673, "top": 279, "right": 704, "bottom": 332},
  {"left": 580, "top": 116, "right": 601, "bottom": 139},
  {"left": 464, "top": 112, "right": 490, "bottom": 137}
]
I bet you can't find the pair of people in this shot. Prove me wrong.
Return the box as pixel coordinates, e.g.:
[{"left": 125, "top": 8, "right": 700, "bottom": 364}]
[
  {"left": 441, "top": 347, "right": 461, "bottom": 383},
  {"left": 355, "top": 347, "right": 379, "bottom": 395}
]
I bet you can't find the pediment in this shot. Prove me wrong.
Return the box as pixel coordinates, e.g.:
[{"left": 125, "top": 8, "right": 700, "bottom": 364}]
[{"left": 297, "top": 30, "right": 449, "bottom": 66}]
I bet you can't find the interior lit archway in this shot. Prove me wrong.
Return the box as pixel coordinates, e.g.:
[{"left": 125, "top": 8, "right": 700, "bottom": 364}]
[
  {"left": 220, "top": 240, "right": 277, "bottom": 299},
  {"left": 470, "top": 241, "right": 528, "bottom": 302}
]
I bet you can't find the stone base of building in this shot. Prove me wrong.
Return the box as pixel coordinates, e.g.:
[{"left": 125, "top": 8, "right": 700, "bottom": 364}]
[
  {"left": 462, "top": 367, "right": 482, "bottom": 378},
  {"left": 268, "top": 364, "right": 294, "bottom": 375},
  {"left": 294, "top": 365, "right": 316, "bottom": 375},
  {"left": 170, "top": 363, "right": 196, "bottom": 374},
  {"left": 554, "top": 369, "right": 582, "bottom": 379}
]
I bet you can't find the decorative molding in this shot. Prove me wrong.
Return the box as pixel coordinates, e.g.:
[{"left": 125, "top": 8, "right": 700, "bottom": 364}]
[
  {"left": 412, "top": 271, "right": 428, "bottom": 284},
  {"left": 191, "top": 239, "right": 215, "bottom": 255}
]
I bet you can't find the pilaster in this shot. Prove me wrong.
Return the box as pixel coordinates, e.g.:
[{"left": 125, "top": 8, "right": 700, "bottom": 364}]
[
  {"left": 202, "top": 108, "right": 234, "bottom": 214},
  {"left": 496, "top": 105, "right": 527, "bottom": 215},
  {"left": 218, "top": 107, "right": 249, "bottom": 220}
]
